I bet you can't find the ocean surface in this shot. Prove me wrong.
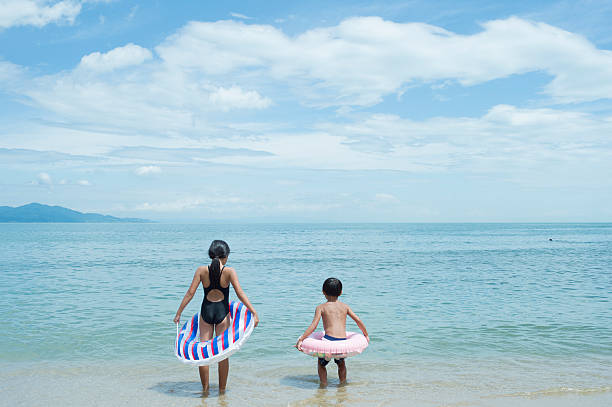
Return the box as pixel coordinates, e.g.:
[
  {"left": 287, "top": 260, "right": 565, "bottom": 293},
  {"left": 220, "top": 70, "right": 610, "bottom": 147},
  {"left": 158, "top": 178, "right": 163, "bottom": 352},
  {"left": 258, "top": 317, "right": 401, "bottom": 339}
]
[{"left": 1, "top": 223, "right": 611, "bottom": 406}]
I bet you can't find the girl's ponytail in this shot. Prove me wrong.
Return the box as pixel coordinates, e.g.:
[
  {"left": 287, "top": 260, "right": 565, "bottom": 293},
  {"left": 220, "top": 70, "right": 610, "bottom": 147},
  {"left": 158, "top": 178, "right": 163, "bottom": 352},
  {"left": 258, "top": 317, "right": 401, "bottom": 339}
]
[
  {"left": 208, "top": 240, "right": 230, "bottom": 283},
  {"left": 209, "top": 257, "right": 222, "bottom": 283}
]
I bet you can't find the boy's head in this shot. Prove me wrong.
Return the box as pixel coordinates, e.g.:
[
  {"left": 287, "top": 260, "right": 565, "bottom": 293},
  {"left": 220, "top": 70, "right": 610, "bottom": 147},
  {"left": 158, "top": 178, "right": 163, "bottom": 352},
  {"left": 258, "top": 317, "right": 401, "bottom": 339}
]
[{"left": 322, "top": 277, "right": 342, "bottom": 297}]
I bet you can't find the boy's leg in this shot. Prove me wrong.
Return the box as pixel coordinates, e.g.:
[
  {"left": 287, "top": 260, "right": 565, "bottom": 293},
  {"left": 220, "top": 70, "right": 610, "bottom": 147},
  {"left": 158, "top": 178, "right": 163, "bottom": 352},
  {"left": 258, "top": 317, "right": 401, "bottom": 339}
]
[
  {"left": 198, "top": 316, "right": 214, "bottom": 391},
  {"left": 317, "top": 359, "right": 328, "bottom": 386},
  {"left": 215, "top": 315, "right": 231, "bottom": 392},
  {"left": 336, "top": 359, "right": 346, "bottom": 384}
]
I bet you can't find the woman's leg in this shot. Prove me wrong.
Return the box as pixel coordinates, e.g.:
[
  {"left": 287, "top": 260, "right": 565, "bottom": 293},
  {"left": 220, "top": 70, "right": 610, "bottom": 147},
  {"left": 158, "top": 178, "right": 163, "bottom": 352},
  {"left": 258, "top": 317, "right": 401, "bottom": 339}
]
[
  {"left": 215, "top": 314, "right": 231, "bottom": 391},
  {"left": 198, "top": 315, "right": 214, "bottom": 391}
]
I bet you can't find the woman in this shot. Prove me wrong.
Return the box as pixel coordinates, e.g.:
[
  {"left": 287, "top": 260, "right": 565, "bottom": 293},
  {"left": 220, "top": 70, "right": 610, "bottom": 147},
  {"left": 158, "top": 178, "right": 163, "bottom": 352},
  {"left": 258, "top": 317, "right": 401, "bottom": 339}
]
[{"left": 174, "top": 240, "right": 259, "bottom": 392}]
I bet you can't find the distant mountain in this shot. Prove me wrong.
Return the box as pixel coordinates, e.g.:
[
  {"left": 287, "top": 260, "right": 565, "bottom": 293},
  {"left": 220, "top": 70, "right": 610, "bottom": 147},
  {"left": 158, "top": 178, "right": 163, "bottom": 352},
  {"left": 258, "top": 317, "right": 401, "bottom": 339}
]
[{"left": 0, "top": 203, "right": 152, "bottom": 223}]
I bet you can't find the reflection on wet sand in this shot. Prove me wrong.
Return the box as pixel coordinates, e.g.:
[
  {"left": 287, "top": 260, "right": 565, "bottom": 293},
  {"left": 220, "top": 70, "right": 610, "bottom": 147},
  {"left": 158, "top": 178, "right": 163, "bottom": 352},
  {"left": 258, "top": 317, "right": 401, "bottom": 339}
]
[
  {"left": 149, "top": 381, "right": 204, "bottom": 398},
  {"left": 289, "top": 384, "right": 350, "bottom": 407},
  {"left": 149, "top": 380, "right": 227, "bottom": 402},
  {"left": 280, "top": 374, "right": 322, "bottom": 389},
  {"left": 199, "top": 391, "right": 229, "bottom": 407}
]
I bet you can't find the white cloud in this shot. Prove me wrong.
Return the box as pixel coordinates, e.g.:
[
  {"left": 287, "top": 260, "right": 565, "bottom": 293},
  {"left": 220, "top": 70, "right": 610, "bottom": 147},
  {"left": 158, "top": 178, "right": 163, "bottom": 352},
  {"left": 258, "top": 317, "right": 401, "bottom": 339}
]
[
  {"left": 275, "top": 179, "right": 300, "bottom": 186},
  {"left": 78, "top": 43, "right": 153, "bottom": 72},
  {"left": 76, "top": 179, "right": 91, "bottom": 186},
  {"left": 4, "top": 103, "right": 611, "bottom": 184},
  {"left": 305, "top": 104, "right": 612, "bottom": 188},
  {"left": 375, "top": 193, "right": 399, "bottom": 203},
  {"left": 127, "top": 5, "right": 137, "bottom": 21},
  {"left": 0, "top": 0, "right": 81, "bottom": 29},
  {"left": 135, "top": 165, "right": 161, "bottom": 175},
  {"left": 208, "top": 85, "right": 271, "bottom": 111},
  {"left": 0, "top": 125, "right": 173, "bottom": 156},
  {"left": 275, "top": 202, "right": 342, "bottom": 212},
  {"left": 135, "top": 195, "right": 247, "bottom": 212},
  {"left": 37, "top": 172, "right": 52, "bottom": 184},
  {"left": 135, "top": 199, "right": 204, "bottom": 212},
  {"left": 24, "top": 76, "right": 197, "bottom": 135},
  {"left": 13, "top": 15, "right": 612, "bottom": 144},
  {"left": 156, "top": 17, "right": 612, "bottom": 105},
  {"left": 0, "top": 60, "right": 22, "bottom": 83},
  {"left": 1, "top": 16, "right": 611, "bottom": 195},
  {"left": 229, "top": 12, "right": 251, "bottom": 20},
  {"left": 24, "top": 49, "right": 271, "bottom": 135},
  {"left": 197, "top": 103, "right": 612, "bottom": 185}
]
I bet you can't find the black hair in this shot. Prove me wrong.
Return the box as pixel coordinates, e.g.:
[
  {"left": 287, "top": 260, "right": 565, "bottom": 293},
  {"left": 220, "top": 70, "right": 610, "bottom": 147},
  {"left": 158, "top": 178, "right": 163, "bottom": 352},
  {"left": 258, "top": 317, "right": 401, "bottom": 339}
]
[
  {"left": 208, "top": 240, "right": 230, "bottom": 282},
  {"left": 323, "top": 277, "right": 342, "bottom": 297}
]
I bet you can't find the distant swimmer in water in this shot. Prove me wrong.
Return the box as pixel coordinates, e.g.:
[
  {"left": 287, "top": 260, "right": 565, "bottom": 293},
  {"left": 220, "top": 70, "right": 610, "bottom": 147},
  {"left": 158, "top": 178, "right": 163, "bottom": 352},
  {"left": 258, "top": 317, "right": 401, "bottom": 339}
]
[{"left": 549, "top": 238, "right": 553, "bottom": 241}]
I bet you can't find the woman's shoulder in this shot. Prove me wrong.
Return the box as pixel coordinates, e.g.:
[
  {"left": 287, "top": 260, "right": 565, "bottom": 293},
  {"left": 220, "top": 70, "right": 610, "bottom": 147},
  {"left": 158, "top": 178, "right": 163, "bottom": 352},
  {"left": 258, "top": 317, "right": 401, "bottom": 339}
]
[{"left": 196, "top": 265, "right": 208, "bottom": 275}]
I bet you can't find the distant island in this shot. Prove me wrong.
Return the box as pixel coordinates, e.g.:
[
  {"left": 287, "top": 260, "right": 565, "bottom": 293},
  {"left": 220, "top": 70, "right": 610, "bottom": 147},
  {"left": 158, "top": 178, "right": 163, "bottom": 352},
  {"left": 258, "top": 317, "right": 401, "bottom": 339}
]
[{"left": 0, "top": 203, "right": 152, "bottom": 223}]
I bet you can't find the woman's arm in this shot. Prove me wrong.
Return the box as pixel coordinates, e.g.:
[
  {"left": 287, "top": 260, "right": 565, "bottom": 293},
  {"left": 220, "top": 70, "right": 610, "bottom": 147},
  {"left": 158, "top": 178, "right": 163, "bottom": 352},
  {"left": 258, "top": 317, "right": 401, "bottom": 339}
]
[
  {"left": 347, "top": 306, "right": 369, "bottom": 342},
  {"left": 295, "top": 305, "right": 322, "bottom": 350},
  {"left": 228, "top": 268, "right": 259, "bottom": 327},
  {"left": 173, "top": 267, "right": 202, "bottom": 324}
]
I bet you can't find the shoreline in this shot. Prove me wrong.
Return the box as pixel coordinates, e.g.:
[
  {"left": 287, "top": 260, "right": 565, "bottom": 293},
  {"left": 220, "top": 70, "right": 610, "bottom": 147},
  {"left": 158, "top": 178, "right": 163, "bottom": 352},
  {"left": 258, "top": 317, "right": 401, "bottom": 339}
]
[{"left": 2, "top": 358, "right": 611, "bottom": 407}]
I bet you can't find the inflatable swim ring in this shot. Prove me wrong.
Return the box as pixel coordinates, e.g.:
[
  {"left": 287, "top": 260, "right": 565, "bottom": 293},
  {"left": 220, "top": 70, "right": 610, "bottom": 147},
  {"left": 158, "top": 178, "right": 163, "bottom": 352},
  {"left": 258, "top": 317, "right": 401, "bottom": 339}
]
[
  {"left": 175, "top": 300, "right": 255, "bottom": 366},
  {"left": 299, "top": 332, "right": 368, "bottom": 360}
]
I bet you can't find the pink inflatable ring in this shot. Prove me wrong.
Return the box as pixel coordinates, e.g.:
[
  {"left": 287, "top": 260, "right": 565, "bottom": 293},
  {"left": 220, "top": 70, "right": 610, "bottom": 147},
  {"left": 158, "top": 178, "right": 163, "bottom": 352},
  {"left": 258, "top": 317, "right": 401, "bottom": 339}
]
[{"left": 299, "top": 332, "right": 368, "bottom": 360}]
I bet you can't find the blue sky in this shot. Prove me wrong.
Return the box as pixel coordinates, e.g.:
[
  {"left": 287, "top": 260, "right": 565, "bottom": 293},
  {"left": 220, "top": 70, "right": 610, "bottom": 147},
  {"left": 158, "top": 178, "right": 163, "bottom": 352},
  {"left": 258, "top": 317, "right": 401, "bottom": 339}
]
[{"left": 1, "top": 0, "right": 611, "bottom": 222}]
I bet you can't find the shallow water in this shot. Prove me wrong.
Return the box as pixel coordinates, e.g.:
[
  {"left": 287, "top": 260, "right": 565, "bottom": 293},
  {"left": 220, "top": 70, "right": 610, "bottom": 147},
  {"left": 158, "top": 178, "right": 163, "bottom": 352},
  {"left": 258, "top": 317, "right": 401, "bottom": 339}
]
[{"left": 1, "top": 223, "right": 611, "bottom": 405}]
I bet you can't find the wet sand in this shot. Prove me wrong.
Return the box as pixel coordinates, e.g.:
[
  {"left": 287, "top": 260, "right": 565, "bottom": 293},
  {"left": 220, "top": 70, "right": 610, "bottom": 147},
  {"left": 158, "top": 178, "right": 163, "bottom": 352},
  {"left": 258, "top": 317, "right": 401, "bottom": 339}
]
[{"left": 2, "top": 358, "right": 610, "bottom": 407}]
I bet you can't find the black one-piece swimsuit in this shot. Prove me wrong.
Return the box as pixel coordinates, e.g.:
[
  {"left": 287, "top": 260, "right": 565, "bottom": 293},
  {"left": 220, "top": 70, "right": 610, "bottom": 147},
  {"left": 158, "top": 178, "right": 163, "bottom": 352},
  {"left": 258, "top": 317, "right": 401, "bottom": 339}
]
[{"left": 201, "top": 266, "right": 230, "bottom": 325}]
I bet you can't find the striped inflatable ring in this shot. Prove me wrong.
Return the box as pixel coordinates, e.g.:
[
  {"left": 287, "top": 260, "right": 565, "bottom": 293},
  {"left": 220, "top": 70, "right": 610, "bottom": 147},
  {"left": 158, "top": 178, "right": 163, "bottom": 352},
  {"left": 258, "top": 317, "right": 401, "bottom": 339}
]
[{"left": 175, "top": 300, "right": 255, "bottom": 366}]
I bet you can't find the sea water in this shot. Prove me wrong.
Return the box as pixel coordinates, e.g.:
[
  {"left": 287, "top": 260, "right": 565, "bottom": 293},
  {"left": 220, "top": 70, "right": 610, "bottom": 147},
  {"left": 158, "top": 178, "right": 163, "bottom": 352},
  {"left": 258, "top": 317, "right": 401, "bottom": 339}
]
[{"left": 0, "top": 223, "right": 610, "bottom": 406}]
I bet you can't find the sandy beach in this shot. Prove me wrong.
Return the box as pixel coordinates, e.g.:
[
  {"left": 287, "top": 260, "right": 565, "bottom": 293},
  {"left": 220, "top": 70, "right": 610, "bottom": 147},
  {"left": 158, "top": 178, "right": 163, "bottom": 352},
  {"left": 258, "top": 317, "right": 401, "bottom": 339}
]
[{"left": 3, "top": 357, "right": 611, "bottom": 406}]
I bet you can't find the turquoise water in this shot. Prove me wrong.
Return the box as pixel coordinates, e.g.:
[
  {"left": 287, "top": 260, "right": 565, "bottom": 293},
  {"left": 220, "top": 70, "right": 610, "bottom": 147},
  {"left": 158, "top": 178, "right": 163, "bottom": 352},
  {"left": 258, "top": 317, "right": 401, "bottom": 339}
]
[{"left": 1, "top": 223, "right": 611, "bottom": 406}]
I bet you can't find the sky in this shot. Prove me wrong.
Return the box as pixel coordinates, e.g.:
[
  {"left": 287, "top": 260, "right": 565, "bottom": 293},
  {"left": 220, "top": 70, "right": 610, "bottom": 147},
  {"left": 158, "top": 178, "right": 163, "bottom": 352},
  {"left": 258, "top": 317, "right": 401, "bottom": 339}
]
[{"left": 0, "top": 0, "right": 611, "bottom": 222}]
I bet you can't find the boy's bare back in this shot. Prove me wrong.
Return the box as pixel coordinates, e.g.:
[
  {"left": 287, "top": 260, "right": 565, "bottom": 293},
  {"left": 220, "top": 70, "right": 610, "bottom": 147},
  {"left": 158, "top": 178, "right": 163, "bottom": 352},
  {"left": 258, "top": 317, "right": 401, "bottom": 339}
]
[
  {"left": 319, "top": 300, "right": 348, "bottom": 338},
  {"left": 296, "top": 277, "right": 369, "bottom": 352},
  {"left": 296, "top": 277, "right": 369, "bottom": 386}
]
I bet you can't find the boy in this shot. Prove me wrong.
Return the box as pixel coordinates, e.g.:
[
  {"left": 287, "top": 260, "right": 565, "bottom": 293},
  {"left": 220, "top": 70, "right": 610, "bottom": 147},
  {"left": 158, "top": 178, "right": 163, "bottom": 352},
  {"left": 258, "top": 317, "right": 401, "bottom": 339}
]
[{"left": 295, "top": 277, "right": 369, "bottom": 386}]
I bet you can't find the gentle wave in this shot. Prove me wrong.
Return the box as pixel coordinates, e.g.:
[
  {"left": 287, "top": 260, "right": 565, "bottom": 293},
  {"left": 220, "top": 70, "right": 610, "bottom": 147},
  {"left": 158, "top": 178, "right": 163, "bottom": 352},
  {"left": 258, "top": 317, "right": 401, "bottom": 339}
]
[{"left": 495, "top": 385, "right": 612, "bottom": 398}]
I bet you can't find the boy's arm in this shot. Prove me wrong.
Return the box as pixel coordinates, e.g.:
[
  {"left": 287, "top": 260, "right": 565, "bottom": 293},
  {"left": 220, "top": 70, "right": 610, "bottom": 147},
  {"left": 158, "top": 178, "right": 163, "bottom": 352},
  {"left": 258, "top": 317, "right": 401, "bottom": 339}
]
[
  {"left": 295, "top": 305, "right": 322, "bottom": 350},
  {"left": 347, "top": 306, "right": 369, "bottom": 342}
]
